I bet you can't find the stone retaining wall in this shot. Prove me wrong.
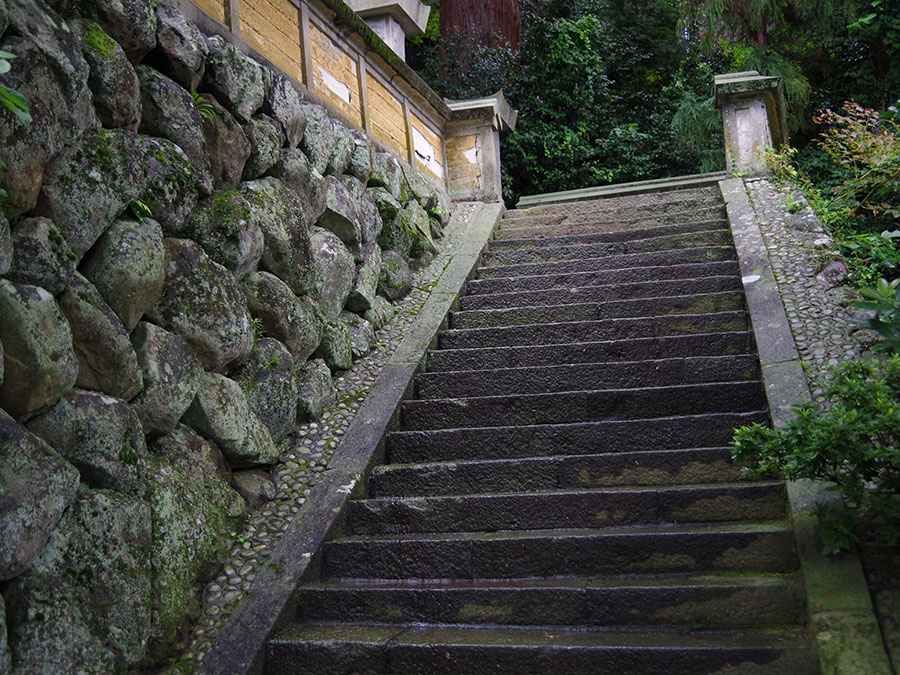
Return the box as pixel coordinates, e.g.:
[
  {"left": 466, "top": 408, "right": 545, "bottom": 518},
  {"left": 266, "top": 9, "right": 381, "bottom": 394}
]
[{"left": 0, "top": 0, "right": 453, "bottom": 670}]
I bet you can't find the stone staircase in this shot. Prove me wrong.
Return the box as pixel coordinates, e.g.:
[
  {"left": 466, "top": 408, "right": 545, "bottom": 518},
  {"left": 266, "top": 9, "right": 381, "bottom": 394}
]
[{"left": 265, "top": 186, "right": 819, "bottom": 673}]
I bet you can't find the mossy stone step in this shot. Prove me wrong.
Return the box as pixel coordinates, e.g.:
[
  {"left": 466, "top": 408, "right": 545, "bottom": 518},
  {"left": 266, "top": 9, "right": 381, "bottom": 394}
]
[{"left": 507, "top": 185, "right": 721, "bottom": 219}]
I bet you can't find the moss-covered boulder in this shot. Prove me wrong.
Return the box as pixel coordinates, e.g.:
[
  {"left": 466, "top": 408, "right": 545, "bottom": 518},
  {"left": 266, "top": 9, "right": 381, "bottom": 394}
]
[
  {"left": 369, "top": 150, "right": 406, "bottom": 201},
  {"left": 78, "top": 0, "right": 157, "bottom": 63},
  {"left": 147, "top": 238, "right": 253, "bottom": 372},
  {"left": 129, "top": 321, "right": 203, "bottom": 441},
  {"left": 150, "top": 3, "right": 208, "bottom": 91},
  {"left": 71, "top": 19, "right": 141, "bottom": 131},
  {"left": 340, "top": 311, "right": 376, "bottom": 359},
  {"left": 202, "top": 93, "right": 251, "bottom": 191},
  {"left": 186, "top": 190, "right": 263, "bottom": 279},
  {"left": 80, "top": 217, "right": 166, "bottom": 332},
  {"left": 7, "top": 217, "right": 77, "bottom": 296},
  {"left": 242, "top": 114, "right": 284, "bottom": 180},
  {"left": 268, "top": 149, "right": 326, "bottom": 227},
  {"left": 313, "top": 319, "right": 353, "bottom": 372},
  {"left": 295, "top": 358, "right": 335, "bottom": 422},
  {"left": 339, "top": 174, "right": 382, "bottom": 245},
  {"left": 326, "top": 119, "right": 354, "bottom": 176},
  {"left": 201, "top": 35, "right": 265, "bottom": 123},
  {"left": 231, "top": 469, "right": 276, "bottom": 510},
  {"left": 243, "top": 271, "right": 323, "bottom": 360},
  {"left": 299, "top": 103, "right": 334, "bottom": 174},
  {"left": 146, "top": 424, "right": 244, "bottom": 661},
  {"left": 231, "top": 337, "right": 298, "bottom": 444},
  {"left": 363, "top": 295, "right": 395, "bottom": 330},
  {"left": 58, "top": 273, "right": 143, "bottom": 400},
  {"left": 401, "top": 199, "right": 437, "bottom": 259},
  {"left": 403, "top": 162, "right": 436, "bottom": 206},
  {"left": 34, "top": 129, "right": 147, "bottom": 258},
  {"left": 0, "top": 279, "right": 77, "bottom": 421},
  {"left": 377, "top": 250, "right": 412, "bottom": 301},
  {"left": 0, "top": 411, "right": 79, "bottom": 580},
  {"left": 139, "top": 136, "right": 202, "bottom": 235},
  {"left": 5, "top": 489, "right": 152, "bottom": 670},
  {"left": 425, "top": 188, "right": 453, "bottom": 229},
  {"left": 376, "top": 202, "right": 415, "bottom": 259},
  {"left": 264, "top": 72, "right": 306, "bottom": 148},
  {"left": 346, "top": 241, "right": 381, "bottom": 313},
  {"left": 307, "top": 226, "right": 355, "bottom": 320},
  {"left": 347, "top": 132, "right": 372, "bottom": 183},
  {"left": 27, "top": 390, "right": 147, "bottom": 494},
  {"left": 317, "top": 175, "right": 362, "bottom": 248},
  {"left": 183, "top": 373, "right": 277, "bottom": 467}
]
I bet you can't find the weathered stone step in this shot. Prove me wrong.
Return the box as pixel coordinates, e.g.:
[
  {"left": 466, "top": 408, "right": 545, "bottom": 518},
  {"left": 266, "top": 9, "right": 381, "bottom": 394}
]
[
  {"left": 400, "top": 381, "right": 765, "bottom": 431},
  {"left": 476, "top": 245, "right": 736, "bottom": 279},
  {"left": 439, "top": 311, "right": 748, "bottom": 350},
  {"left": 369, "top": 448, "right": 745, "bottom": 498},
  {"left": 267, "top": 623, "right": 818, "bottom": 675},
  {"left": 416, "top": 355, "right": 759, "bottom": 399},
  {"left": 482, "top": 229, "right": 733, "bottom": 266},
  {"left": 322, "top": 523, "right": 799, "bottom": 579},
  {"left": 458, "top": 275, "right": 741, "bottom": 311},
  {"left": 506, "top": 186, "right": 721, "bottom": 220},
  {"left": 491, "top": 216, "right": 727, "bottom": 249},
  {"left": 348, "top": 483, "right": 788, "bottom": 535},
  {"left": 466, "top": 261, "right": 739, "bottom": 295},
  {"left": 452, "top": 292, "right": 745, "bottom": 329},
  {"left": 295, "top": 574, "right": 806, "bottom": 630},
  {"left": 495, "top": 204, "right": 727, "bottom": 238},
  {"left": 387, "top": 411, "right": 768, "bottom": 463},
  {"left": 426, "top": 331, "right": 755, "bottom": 372}
]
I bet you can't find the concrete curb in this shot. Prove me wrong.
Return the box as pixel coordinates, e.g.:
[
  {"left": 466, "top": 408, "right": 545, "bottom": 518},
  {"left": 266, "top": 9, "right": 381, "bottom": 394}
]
[
  {"left": 721, "top": 177, "right": 892, "bottom": 675},
  {"left": 197, "top": 202, "right": 504, "bottom": 675},
  {"left": 516, "top": 172, "right": 727, "bottom": 207}
]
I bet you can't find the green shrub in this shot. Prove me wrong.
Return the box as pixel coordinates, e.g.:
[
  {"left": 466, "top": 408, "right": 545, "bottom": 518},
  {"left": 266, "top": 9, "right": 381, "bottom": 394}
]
[
  {"left": 732, "top": 357, "right": 900, "bottom": 554},
  {"left": 852, "top": 277, "right": 900, "bottom": 353}
]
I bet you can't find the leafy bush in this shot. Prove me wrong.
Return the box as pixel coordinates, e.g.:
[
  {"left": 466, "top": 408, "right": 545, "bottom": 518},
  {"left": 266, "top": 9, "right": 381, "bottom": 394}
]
[
  {"left": 733, "top": 357, "right": 900, "bottom": 554},
  {"left": 852, "top": 277, "right": 900, "bottom": 352}
]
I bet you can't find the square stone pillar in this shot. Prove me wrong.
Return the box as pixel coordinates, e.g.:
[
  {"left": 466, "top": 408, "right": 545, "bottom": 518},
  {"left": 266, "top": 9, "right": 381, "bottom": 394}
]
[
  {"left": 444, "top": 92, "right": 518, "bottom": 202},
  {"left": 715, "top": 71, "right": 789, "bottom": 174},
  {"left": 346, "top": 0, "right": 430, "bottom": 61}
]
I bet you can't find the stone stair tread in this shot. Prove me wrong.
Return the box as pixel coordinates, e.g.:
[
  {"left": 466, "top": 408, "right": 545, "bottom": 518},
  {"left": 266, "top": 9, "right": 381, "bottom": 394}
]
[
  {"left": 496, "top": 204, "right": 727, "bottom": 234},
  {"left": 490, "top": 217, "right": 727, "bottom": 248},
  {"left": 507, "top": 186, "right": 721, "bottom": 219}
]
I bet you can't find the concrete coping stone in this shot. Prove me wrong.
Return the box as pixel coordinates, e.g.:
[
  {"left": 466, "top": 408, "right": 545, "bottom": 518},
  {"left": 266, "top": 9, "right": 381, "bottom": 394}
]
[
  {"left": 345, "top": 0, "right": 431, "bottom": 35},
  {"left": 445, "top": 90, "right": 518, "bottom": 131},
  {"left": 721, "top": 177, "right": 893, "bottom": 675}
]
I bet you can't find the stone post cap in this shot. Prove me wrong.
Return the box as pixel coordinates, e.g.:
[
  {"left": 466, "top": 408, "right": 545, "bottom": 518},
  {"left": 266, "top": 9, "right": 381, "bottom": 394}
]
[
  {"left": 714, "top": 70, "right": 782, "bottom": 103},
  {"left": 345, "top": 0, "right": 431, "bottom": 35},
  {"left": 445, "top": 91, "right": 518, "bottom": 132}
]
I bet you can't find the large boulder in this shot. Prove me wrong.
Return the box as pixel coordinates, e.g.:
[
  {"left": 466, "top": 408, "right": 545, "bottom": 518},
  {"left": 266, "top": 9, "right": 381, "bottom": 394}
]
[
  {"left": 0, "top": 280, "right": 77, "bottom": 420},
  {"left": 4, "top": 489, "right": 152, "bottom": 670},
  {"left": 377, "top": 250, "right": 412, "bottom": 301},
  {"left": 313, "top": 319, "right": 353, "bottom": 371},
  {"left": 0, "top": 411, "right": 79, "bottom": 580},
  {"left": 146, "top": 424, "right": 244, "bottom": 661},
  {"left": 78, "top": 0, "right": 157, "bottom": 62},
  {"left": 307, "top": 226, "right": 355, "bottom": 320},
  {"left": 202, "top": 35, "right": 265, "bottom": 123},
  {"left": 129, "top": 321, "right": 203, "bottom": 440},
  {"left": 363, "top": 295, "right": 395, "bottom": 330},
  {"left": 27, "top": 390, "right": 147, "bottom": 494},
  {"left": 149, "top": 3, "right": 207, "bottom": 90},
  {"left": 402, "top": 199, "right": 438, "bottom": 259},
  {"left": 264, "top": 72, "right": 305, "bottom": 148},
  {"left": 370, "top": 187, "right": 402, "bottom": 224},
  {"left": 137, "top": 65, "right": 212, "bottom": 193},
  {"left": 347, "top": 132, "right": 372, "bottom": 183},
  {"left": 299, "top": 103, "right": 333, "bottom": 174},
  {"left": 340, "top": 311, "right": 376, "bottom": 359},
  {"left": 338, "top": 174, "right": 382, "bottom": 244},
  {"left": 79, "top": 217, "right": 166, "bottom": 332},
  {"left": 186, "top": 190, "right": 263, "bottom": 279},
  {"left": 267, "top": 149, "right": 326, "bottom": 227},
  {"left": 147, "top": 238, "right": 254, "bottom": 372},
  {"left": 33, "top": 129, "right": 146, "bottom": 258},
  {"left": 376, "top": 201, "right": 416, "bottom": 259},
  {"left": 403, "top": 163, "right": 436, "bottom": 205},
  {"left": 240, "top": 177, "right": 312, "bottom": 295},
  {"left": 230, "top": 337, "right": 298, "bottom": 444},
  {"left": 71, "top": 19, "right": 141, "bottom": 131},
  {"left": 58, "top": 273, "right": 143, "bottom": 400},
  {"left": 7, "top": 217, "right": 77, "bottom": 296},
  {"left": 138, "top": 136, "right": 202, "bottom": 235},
  {"left": 369, "top": 150, "right": 406, "bottom": 201},
  {"left": 317, "top": 175, "right": 362, "bottom": 247},
  {"left": 183, "top": 373, "right": 277, "bottom": 468},
  {"left": 243, "top": 272, "right": 323, "bottom": 360},
  {"left": 242, "top": 113, "right": 284, "bottom": 180},
  {"left": 346, "top": 241, "right": 381, "bottom": 312},
  {"left": 202, "top": 93, "right": 251, "bottom": 191},
  {"left": 295, "top": 358, "right": 334, "bottom": 422},
  {"left": 326, "top": 119, "right": 354, "bottom": 176},
  {"left": 425, "top": 189, "right": 453, "bottom": 229},
  {"left": 231, "top": 469, "right": 276, "bottom": 510}
]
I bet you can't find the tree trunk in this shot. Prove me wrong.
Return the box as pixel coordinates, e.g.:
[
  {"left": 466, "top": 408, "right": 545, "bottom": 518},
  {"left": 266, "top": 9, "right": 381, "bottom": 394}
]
[{"left": 439, "top": 0, "right": 521, "bottom": 53}]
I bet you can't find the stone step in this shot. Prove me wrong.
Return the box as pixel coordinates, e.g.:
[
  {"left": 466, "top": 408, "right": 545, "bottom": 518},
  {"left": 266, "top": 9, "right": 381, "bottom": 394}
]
[
  {"left": 369, "top": 448, "right": 745, "bottom": 498},
  {"left": 400, "top": 381, "right": 765, "bottom": 431},
  {"left": 347, "top": 483, "right": 788, "bottom": 535},
  {"left": 267, "top": 624, "right": 818, "bottom": 675},
  {"left": 495, "top": 205, "right": 727, "bottom": 238},
  {"left": 491, "top": 216, "right": 727, "bottom": 249},
  {"left": 457, "top": 275, "right": 741, "bottom": 311},
  {"left": 387, "top": 411, "right": 768, "bottom": 463},
  {"left": 466, "top": 261, "right": 739, "bottom": 295},
  {"left": 295, "top": 574, "right": 806, "bottom": 630},
  {"left": 416, "top": 355, "right": 759, "bottom": 399},
  {"left": 482, "top": 229, "right": 733, "bottom": 266},
  {"left": 426, "top": 331, "right": 755, "bottom": 372},
  {"left": 476, "top": 245, "right": 736, "bottom": 279},
  {"left": 322, "top": 523, "right": 799, "bottom": 579},
  {"left": 438, "top": 311, "right": 748, "bottom": 350},
  {"left": 452, "top": 292, "right": 746, "bottom": 329}
]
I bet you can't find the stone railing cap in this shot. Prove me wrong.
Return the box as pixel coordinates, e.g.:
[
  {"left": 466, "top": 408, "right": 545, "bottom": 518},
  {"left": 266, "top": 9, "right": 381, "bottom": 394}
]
[
  {"left": 345, "top": 0, "right": 430, "bottom": 35},
  {"left": 445, "top": 90, "right": 518, "bottom": 131}
]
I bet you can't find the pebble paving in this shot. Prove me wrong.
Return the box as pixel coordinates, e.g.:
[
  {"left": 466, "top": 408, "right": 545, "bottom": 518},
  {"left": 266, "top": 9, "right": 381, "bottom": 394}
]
[{"left": 173, "top": 202, "right": 482, "bottom": 671}]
